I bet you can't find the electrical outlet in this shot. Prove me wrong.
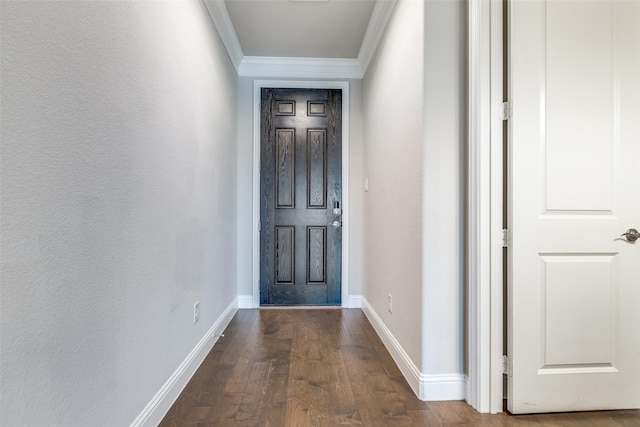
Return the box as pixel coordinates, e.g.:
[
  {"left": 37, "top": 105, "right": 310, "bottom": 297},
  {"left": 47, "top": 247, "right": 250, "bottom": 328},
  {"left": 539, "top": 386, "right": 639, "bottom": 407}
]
[
  {"left": 387, "top": 294, "right": 392, "bottom": 314},
  {"left": 193, "top": 301, "right": 200, "bottom": 324}
]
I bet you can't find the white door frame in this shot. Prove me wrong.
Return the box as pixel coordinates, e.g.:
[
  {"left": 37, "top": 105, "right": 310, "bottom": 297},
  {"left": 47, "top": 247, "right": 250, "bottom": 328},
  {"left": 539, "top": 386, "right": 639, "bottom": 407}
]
[
  {"left": 467, "top": 0, "right": 505, "bottom": 413},
  {"left": 251, "top": 80, "right": 351, "bottom": 308}
]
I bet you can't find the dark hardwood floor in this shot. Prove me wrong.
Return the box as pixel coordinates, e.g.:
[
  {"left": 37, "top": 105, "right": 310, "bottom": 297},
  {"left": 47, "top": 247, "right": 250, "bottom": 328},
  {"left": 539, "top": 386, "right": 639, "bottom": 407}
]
[{"left": 160, "top": 309, "right": 640, "bottom": 426}]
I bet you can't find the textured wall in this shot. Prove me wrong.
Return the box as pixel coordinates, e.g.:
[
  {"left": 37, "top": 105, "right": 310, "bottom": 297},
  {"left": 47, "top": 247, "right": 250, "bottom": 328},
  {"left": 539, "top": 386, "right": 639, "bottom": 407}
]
[
  {"left": 0, "top": 1, "right": 237, "bottom": 425},
  {"left": 362, "top": 0, "right": 426, "bottom": 366}
]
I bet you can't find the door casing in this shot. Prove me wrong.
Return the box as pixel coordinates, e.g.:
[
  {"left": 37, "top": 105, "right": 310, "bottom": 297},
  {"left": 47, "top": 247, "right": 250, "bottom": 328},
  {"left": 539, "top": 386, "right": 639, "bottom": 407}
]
[
  {"left": 467, "top": 0, "right": 505, "bottom": 414},
  {"left": 251, "top": 80, "right": 351, "bottom": 308}
]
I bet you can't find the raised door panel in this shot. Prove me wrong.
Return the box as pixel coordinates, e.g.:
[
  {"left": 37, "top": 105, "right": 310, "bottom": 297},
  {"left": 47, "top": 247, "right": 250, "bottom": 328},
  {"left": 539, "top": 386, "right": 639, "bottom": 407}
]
[
  {"left": 307, "top": 129, "right": 327, "bottom": 209},
  {"left": 544, "top": 1, "right": 614, "bottom": 212},
  {"left": 307, "top": 226, "right": 327, "bottom": 284},
  {"left": 276, "top": 129, "right": 295, "bottom": 209},
  {"left": 275, "top": 226, "right": 295, "bottom": 285}
]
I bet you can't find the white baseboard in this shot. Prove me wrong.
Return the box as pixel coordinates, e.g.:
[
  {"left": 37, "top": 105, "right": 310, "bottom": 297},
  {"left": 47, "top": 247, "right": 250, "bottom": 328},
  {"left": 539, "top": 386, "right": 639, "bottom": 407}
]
[
  {"left": 345, "top": 295, "right": 362, "bottom": 308},
  {"left": 361, "top": 298, "right": 465, "bottom": 401},
  {"left": 238, "top": 294, "right": 255, "bottom": 309},
  {"left": 130, "top": 298, "right": 239, "bottom": 427},
  {"left": 420, "top": 373, "right": 466, "bottom": 401}
]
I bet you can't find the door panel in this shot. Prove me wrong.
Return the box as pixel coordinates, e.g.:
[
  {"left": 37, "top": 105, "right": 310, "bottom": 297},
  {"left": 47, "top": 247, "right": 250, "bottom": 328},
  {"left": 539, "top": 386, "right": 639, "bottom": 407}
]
[
  {"left": 275, "top": 129, "right": 295, "bottom": 208},
  {"left": 260, "top": 88, "right": 342, "bottom": 305},
  {"left": 509, "top": 0, "right": 640, "bottom": 413}
]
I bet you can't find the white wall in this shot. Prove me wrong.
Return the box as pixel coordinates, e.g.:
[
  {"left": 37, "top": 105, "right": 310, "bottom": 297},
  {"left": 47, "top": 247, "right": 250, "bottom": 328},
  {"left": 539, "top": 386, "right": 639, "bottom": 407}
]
[
  {"left": 235, "top": 77, "right": 364, "bottom": 303},
  {"left": 0, "top": 1, "right": 238, "bottom": 425},
  {"left": 362, "top": 0, "right": 426, "bottom": 368},
  {"left": 422, "top": 0, "right": 466, "bottom": 379},
  {"left": 361, "top": 0, "right": 466, "bottom": 399},
  {"left": 236, "top": 77, "right": 255, "bottom": 300},
  {"left": 347, "top": 79, "right": 365, "bottom": 300}
]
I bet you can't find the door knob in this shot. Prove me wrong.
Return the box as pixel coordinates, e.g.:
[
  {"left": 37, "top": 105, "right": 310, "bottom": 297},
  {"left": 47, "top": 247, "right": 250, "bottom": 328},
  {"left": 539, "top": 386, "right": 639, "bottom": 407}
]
[
  {"left": 621, "top": 228, "right": 640, "bottom": 242},
  {"left": 328, "top": 220, "right": 342, "bottom": 228}
]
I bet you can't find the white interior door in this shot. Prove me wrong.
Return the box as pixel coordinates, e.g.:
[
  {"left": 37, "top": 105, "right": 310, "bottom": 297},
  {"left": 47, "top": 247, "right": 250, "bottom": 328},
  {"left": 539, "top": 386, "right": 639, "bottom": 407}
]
[{"left": 509, "top": 0, "right": 640, "bottom": 414}]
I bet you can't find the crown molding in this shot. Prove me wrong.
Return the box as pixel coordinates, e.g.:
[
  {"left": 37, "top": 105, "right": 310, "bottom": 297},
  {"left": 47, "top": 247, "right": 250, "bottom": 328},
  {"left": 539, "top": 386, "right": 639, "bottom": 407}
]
[
  {"left": 203, "top": 0, "right": 244, "bottom": 71},
  {"left": 238, "top": 56, "right": 364, "bottom": 79},
  {"left": 357, "top": 0, "right": 397, "bottom": 75},
  {"left": 202, "top": 0, "right": 396, "bottom": 78}
]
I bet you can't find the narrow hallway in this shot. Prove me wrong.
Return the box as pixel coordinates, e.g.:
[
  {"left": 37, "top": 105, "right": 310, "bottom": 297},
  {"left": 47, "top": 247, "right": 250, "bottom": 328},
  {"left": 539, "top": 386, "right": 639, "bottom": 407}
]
[{"left": 160, "top": 308, "right": 427, "bottom": 426}]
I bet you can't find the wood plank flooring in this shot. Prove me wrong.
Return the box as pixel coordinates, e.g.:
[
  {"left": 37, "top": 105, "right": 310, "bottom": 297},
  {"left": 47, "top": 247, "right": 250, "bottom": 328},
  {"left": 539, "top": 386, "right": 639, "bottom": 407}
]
[{"left": 159, "top": 309, "right": 640, "bottom": 426}]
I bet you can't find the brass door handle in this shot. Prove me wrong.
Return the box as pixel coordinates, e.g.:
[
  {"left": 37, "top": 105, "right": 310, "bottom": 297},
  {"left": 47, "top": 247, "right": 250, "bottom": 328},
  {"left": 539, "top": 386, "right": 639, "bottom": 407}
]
[{"left": 621, "top": 228, "right": 640, "bottom": 242}]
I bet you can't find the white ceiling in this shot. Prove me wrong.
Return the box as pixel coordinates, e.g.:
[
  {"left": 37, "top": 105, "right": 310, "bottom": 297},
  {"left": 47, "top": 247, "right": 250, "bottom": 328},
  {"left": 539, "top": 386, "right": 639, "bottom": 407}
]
[{"left": 224, "top": 0, "right": 377, "bottom": 59}]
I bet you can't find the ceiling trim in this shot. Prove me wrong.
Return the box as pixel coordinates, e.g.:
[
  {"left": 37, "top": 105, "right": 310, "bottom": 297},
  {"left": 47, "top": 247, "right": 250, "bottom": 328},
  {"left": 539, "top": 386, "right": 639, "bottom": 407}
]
[
  {"left": 203, "top": 0, "right": 244, "bottom": 71},
  {"left": 203, "top": 0, "right": 397, "bottom": 79},
  {"left": 238, "top": 56, "right": 363, "bottom": 79},
  {"left": 357, "top": 0, "right": 397, "bottom": 75}
]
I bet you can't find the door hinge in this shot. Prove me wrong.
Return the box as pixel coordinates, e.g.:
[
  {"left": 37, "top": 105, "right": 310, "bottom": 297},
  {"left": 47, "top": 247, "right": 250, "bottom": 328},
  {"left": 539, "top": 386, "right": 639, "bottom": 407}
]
[
  {"left": 499, "top": 355, "right": 512, "bottom": 376},
  {"left": 258, "top": 221, "right": 261, "bottom": 232},
  {"left": 498, "top": 101, "right": 512, "bottom": 120},
  {"left": 501, "top": 228, "right": 510, "bottom": 248}
]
